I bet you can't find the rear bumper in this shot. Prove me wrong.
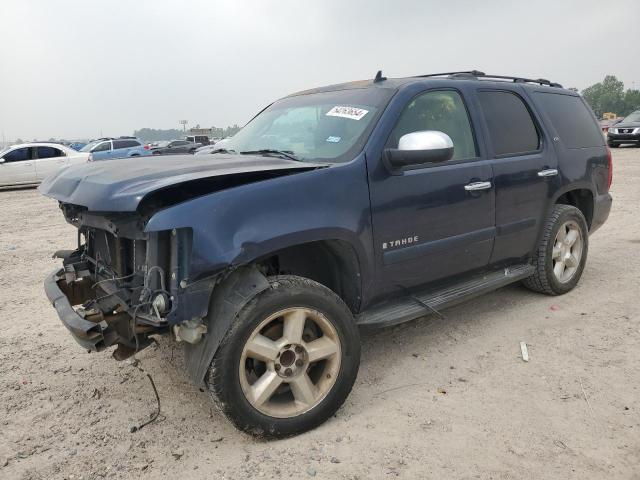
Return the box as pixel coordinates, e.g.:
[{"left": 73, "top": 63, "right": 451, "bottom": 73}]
[
  {"left": 44, "top": 268, "right": 116, "bottom": 351},
  {"left": 590, "top": 193, "right": 612, "bottom": 234}
]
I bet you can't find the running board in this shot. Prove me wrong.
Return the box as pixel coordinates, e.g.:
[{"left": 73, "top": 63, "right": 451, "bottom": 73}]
[{"left": 356, "top": 264, "right": 535, "bottom": 329}]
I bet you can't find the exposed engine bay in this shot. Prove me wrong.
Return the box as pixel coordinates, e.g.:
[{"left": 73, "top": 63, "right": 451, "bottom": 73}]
[{"left": 47, "top": 202, "right": 214, "bottom": 360}]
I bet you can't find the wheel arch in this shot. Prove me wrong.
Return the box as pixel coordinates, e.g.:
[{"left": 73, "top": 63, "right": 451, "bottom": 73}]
[
  {"left": 552, "top": 185, "right": 595, "bottom": 229},
  {"left": 253, "top": 239, "right": 363, "bottom": 314}
]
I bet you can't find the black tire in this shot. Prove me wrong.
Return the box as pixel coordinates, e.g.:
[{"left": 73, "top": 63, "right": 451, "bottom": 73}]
[
  {"left": 607, "top": 143, "right": 618, "bottom": 148},
  {"left": 206, "top": 275, "right": 360, "bottom": 438},
  {"left": 522, "top": 204, "right": 589, "bottom": 295}
]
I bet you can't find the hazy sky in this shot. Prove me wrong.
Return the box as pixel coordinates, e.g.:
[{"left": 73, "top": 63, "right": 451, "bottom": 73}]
[{"left": 1, "top": 0, "right": 639, "bottom": 141}]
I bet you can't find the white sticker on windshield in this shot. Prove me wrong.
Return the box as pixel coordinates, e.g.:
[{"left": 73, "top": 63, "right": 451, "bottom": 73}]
[
  {"left": 326, "top": 136, "right": 341, "bottom": 143},
  {"left": 326, "top": 106, "right": 369, "bottom": 121}
]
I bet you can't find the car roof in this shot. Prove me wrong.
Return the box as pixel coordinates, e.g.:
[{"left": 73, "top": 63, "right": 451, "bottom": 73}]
[{"left": 6, "top": 142, "right": 74, "bottom": 149}]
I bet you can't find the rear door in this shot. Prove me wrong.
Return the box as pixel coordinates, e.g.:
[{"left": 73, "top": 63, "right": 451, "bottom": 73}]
[
  {"left": 34, "top": 146, "right": 67, "bottom": 180},
  {"left": 0, "top": 147, "right": 36, "bottom": 185},
  {"left": 367, "top": 88, "right": 495, "bottom": 294},
  {"left": 472, "top": 87, "right": 559, "bottom": 264},
  {"left": 112, "top": 140, "right": 128, "bottom": 157}
]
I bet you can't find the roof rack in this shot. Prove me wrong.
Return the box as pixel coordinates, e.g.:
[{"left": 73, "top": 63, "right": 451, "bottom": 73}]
[{"left": 415, "top": 70, "right": 563, "bottom": 88}]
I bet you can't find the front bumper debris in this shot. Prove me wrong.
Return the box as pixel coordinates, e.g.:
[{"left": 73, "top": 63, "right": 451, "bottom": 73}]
[{"left": 44, "top": 268, "right": 117, "bottom": 351}]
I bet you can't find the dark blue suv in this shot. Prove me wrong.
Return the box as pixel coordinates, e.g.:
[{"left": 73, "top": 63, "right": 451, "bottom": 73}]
[{"left": 40, "top": 70, "right": 612, "bottom": 437}]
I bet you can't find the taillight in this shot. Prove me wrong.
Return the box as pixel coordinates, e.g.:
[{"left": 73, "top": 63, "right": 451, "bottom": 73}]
[
  {"left": 144, "top": 145, "right": 150, "bottom": 150},
  {"left": 606, "top": 146, "right": 613, "bottom": 191}
]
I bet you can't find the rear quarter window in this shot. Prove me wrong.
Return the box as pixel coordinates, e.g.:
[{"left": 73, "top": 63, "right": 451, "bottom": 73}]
[
  {"left": 113, "top": 140, "right": 141, "bottom": 149},
  {"left": 534, "top": 93, "right": 604, "bottom": 149}
]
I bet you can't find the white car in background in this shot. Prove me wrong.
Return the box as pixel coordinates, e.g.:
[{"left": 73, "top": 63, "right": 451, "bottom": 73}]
[
  {"left": 0, "top": 143, "right": 89, "bottom": 187},
  {"left": 194, "top": 137, "right": 230, "bottom": 155}
]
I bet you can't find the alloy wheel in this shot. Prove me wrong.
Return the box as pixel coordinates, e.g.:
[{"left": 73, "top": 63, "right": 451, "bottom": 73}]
[
  {"left": 239, "top": 307, "right": 342, "bottom": 418},
  {"left": 552, "top": 220, "right": 584, "bottom": 283}
]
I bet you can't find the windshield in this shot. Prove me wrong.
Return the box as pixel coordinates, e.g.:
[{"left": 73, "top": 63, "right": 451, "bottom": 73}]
[
  {"left": 221, "top": 88, "right": 394, "bottom": 162},
  {"left": 623, "top": 111, "right": 640, "bottom": 123},
  {"left": 80, "top": 140, "right": 100, "bottom": 152}
]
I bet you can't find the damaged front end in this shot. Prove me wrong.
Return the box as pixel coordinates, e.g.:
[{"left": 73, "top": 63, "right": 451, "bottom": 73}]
[{"left": 45, "top": 202, "right": 216, "bottom": 360}]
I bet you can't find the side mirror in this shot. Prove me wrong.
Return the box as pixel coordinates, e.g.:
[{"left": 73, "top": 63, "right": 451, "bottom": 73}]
[{"left": 384, "top": 131, "right": 454, "bottom": 173}]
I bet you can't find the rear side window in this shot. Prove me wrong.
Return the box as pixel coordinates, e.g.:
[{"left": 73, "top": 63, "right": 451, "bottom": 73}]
[
  {"left": 535, "top": 93, "right": 604, "bottom": 149},
  {"left": 113, "top": 140, "right": 140, "bottom": 149},
  {"left": 477, "top": 91, "right": 540, "bottom": 156},
  {"left": 36, "top": 146, "right": 63, "bottom": 158}
]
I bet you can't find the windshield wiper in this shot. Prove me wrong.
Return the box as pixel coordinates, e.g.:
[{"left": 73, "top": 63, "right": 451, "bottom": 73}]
[
  {"left": 239, "top": 149, "right": 300, "bottom": 162},
  {"left": 210, "top": 148, "right": 236, "bottom": 154}
]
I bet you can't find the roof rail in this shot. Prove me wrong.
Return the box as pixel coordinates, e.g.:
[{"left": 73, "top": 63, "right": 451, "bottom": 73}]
[{"left": 415, "top": 70, "right": 563, "bottom": 88}]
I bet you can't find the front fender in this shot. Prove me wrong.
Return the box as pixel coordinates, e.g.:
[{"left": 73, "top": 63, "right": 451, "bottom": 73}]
[{"left": 144, "top": 158, "right": 374, "bottom": 285}]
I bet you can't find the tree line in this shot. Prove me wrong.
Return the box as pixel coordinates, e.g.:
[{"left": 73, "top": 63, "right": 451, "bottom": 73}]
[
  {"left": 134, "top": 125, "right": 241, "bottom": 142},
  {"left": 581, "top": 75, "right": 640, "bottom": 119}
]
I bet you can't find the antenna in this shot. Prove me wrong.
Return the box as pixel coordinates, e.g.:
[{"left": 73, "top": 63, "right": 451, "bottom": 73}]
[{"left": 373, "top": 70, "right": 387, "bottom": 83}]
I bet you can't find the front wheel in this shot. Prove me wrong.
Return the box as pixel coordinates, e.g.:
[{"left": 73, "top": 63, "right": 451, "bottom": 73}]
[
  {"left": 523, "top": 204, "right": 589, "bottom": 295},
  {"left": 207, "top": 275, "right": 360, "bottom": 438}
]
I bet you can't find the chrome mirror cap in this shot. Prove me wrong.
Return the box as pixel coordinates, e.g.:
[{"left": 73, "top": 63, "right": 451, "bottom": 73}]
[{"left": 398, "top": 130, "right": 453, "bottom": 151}]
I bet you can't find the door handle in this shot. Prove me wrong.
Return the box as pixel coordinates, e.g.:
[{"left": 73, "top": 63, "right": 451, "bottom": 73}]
[
  {"left": 464, "top": 181, "right": 492, "bottom": 191},
  {"left": 24, "top": 163, "right": 32, "bottom": 166},
  {"left": 537, "top": 168, "right": 558, "bottom": 177}
]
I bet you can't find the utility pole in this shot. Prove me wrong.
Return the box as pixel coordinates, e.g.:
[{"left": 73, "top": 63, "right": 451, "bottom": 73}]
[{"left": 179, "top": 120, "right": 188, "bottom": 132}]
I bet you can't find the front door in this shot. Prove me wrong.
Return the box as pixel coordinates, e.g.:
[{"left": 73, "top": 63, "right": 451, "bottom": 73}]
[
  {"left": 472, "top": 87, "right": 559, "bottom": 264},
  {"left": 0, "top": 147, "right": 36, "bottom": 185},
  {"left": 91, "top": 140, "right": 113, "bottom": 160},
  {"left": 367, "top": 88, "right": 495, "bottom": 298}
]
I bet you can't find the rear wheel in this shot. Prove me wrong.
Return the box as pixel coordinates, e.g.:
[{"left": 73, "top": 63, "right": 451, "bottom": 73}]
[
  {"left": 207, "top": 275, "right": 360, "bottom": 437},
  {"left": 523, "top": 204, "right": 589, "bottom": 295}
]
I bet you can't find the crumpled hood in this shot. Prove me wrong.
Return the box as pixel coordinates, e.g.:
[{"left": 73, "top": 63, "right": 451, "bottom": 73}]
[{"left": 39, "top": 154, "right": 327, "bottom": 212}]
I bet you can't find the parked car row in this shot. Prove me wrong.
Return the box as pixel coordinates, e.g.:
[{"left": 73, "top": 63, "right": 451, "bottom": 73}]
[{"left": 0, "top": 131, "right": 232, "bottom": 187}]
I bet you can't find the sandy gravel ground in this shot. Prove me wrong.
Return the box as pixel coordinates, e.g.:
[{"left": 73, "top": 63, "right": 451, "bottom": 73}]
[{"left": 0, "top": 148, "right": 639, "bottom": 480}]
